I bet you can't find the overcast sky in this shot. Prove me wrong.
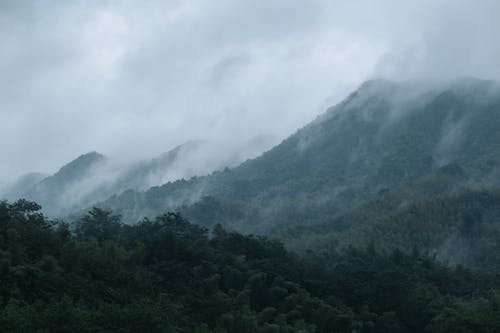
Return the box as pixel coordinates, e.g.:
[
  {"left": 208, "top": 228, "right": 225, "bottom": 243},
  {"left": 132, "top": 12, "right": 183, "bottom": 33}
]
[{"left": 0, "top": 0, "right": 499, "bottom": 182}]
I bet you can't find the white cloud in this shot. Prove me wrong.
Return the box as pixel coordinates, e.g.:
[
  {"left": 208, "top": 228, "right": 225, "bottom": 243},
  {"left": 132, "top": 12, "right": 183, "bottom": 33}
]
[{"left": 0, "top": 0, "right": 498, "bottom": 181}]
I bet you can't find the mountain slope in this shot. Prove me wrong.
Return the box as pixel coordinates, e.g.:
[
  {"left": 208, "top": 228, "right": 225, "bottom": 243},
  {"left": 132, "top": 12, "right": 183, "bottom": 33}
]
[
  {"left": 17, "top": 152, "right": 106, "bottom": 215},
  {"left": 0, "top": 146, "right": 198, "bottom": 216},
  {"left": 98, "top": 78, "right": 500, "bottom": 234},
  {"left": 283, "top": 184, "right": 500, "bottom": 270},
  {"left": 1, "top": 136, "right": 277, "bottom": 217}
]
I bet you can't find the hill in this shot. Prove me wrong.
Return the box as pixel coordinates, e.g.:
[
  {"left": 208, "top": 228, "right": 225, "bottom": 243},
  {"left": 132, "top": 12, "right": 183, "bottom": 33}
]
[
  {"left": 1, "top": 136, "right": 276, "bottom": 217},
  {"left": 98, "top": 78, "right": 500, "bottom": 237},
  {"left": 7, "top": 152, "right": 106, "bottom": 215}
]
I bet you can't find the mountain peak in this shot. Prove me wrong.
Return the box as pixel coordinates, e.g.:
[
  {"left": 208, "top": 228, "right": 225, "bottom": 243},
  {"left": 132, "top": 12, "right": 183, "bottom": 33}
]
[
  {"left": 49, "top": 151, "right": 105, "bottom": 182},
  {"left": 96, "top": 78, "right": 500, "bottom": 231},
  {"left": 59, "top": 151, "right": 104, "bottom": 168},
  {"left": 358, "top": 78, "right": 396, "bottom": 90}
]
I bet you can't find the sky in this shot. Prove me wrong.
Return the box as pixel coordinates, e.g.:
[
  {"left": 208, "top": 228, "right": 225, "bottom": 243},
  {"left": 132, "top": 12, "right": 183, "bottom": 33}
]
[{"left": 0, "top": 0, "right": 499, "bottom": 182}]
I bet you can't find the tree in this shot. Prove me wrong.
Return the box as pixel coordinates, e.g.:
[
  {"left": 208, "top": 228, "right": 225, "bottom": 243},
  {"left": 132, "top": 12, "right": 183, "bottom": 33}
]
[{"left": 76, "top": 207, "right": 122, "bottom": 242}]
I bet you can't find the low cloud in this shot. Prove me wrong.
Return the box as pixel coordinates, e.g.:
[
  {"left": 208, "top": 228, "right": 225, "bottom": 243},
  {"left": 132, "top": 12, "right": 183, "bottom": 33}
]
[{"left": 1, "top": 0, "right": 499, "bottom": 181}]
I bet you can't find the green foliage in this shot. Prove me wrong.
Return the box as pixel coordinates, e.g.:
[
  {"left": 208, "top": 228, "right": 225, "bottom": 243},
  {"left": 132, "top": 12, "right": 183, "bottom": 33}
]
[
  {"left": 1, "top": 199, "right": 500, "bottom": 332},
  {"left": 75, "top": 207, "right": 122, "bottom": 242},
  {"left": 286, "top": 188, "right": 500, "bottom": 271}
]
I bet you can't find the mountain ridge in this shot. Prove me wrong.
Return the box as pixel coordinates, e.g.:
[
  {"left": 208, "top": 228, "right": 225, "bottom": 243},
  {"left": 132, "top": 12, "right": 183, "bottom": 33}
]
[
  {"left": 0, "top": 136, "right": 277, "bottom": 216},
  {"left": 95, "top": 78, "right": 500, "bottom": 233}
]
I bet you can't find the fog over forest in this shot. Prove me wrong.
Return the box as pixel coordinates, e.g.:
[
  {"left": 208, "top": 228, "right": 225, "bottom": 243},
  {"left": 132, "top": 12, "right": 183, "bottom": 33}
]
[{"left": 2, "top": 1, "right": 500, "bottom": 332}]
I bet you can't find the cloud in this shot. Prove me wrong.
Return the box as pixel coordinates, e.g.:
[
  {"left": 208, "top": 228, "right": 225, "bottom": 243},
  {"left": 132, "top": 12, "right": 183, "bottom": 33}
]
[{"left": 0, "top": 0, "right": 498, "bottom": 182}]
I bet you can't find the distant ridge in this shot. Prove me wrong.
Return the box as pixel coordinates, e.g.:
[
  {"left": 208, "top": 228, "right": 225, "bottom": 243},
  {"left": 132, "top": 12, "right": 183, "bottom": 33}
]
[
  {"left": 1, "top": 136, "right": 277, "bottom": 216},
  {"left": 94, "top": 78, "right": 500, "bottom": 236}
]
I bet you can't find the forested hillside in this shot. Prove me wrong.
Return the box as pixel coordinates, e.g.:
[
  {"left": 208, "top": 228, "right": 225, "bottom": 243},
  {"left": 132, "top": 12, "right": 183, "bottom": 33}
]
[
  {"left": 1, "top": 200, "right": 500, "bottom": 332},
  {"left": 98, "top": 78, "right": 500, "bottom": 236},
  {"left": 3, "top": 78, "right": 500, "bottom": 274},
  {"left": 282, "top": 187, "right": 500, "bottom": 270},
  {"left": 1, "top": 137, "right": 276, "bottom": 218},
  {"left": 0, "top": 152, "right": 107, "bottom": 216}
]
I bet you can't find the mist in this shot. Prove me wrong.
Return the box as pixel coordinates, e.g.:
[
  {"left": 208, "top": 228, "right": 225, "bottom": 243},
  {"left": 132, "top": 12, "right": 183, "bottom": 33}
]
[
  {"left": 0, "top": 135, "right": 277, "bottom": 216},
  {"left": 1, "top": 0, "right": 499, "bottom": 183}
]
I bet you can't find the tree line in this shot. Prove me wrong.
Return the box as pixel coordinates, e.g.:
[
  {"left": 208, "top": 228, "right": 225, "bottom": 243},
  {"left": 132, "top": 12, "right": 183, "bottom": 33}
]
[{"left": 1, "top": 199, "right": 499, "bottom": 332}]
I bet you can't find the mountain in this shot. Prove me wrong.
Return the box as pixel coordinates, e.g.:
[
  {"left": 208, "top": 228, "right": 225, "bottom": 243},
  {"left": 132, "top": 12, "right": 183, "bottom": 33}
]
[
  {"left": 4, "top": 77, "right": 500, "bottom": 332},
  {"left": 283, "top": 186, "right": 500, "bottom": 270},
  {"left": 97, "top": 78, "right": 500, "bottom": 237},
  {"left": 112, "top": 140, "right": 207, "bottom": 193},
  {"left": 1, "top": 146, "right": 201, "bottom": 216},
  {"left": 113, "top": 136, "right": 277, "bottom": 193},
  {"left": 1, "top": 136, "right": 277, "bottom": 217},
  {"left": 7, "top": 152, "right": 107, "bottom": 215}
]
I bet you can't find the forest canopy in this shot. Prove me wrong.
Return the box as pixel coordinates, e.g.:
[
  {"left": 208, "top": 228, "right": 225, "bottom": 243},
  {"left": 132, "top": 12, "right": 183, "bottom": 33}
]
[{"left": 1, "top": 199, "right": 500, "bottom": 332}]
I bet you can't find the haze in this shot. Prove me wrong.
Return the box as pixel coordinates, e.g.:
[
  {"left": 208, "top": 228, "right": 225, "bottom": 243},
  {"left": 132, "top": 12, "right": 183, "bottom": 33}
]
[{"left": 1, "top": 0, "right": 499, "bottom": 182}]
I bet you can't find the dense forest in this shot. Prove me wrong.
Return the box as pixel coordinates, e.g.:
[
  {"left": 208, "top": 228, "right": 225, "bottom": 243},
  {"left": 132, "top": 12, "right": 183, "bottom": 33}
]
[
  {"left": 1, "top": 199, "right": 500, "bottom": 332},
  {"left": 280, "top": 187, "right": 500, "bottom": 269}
]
